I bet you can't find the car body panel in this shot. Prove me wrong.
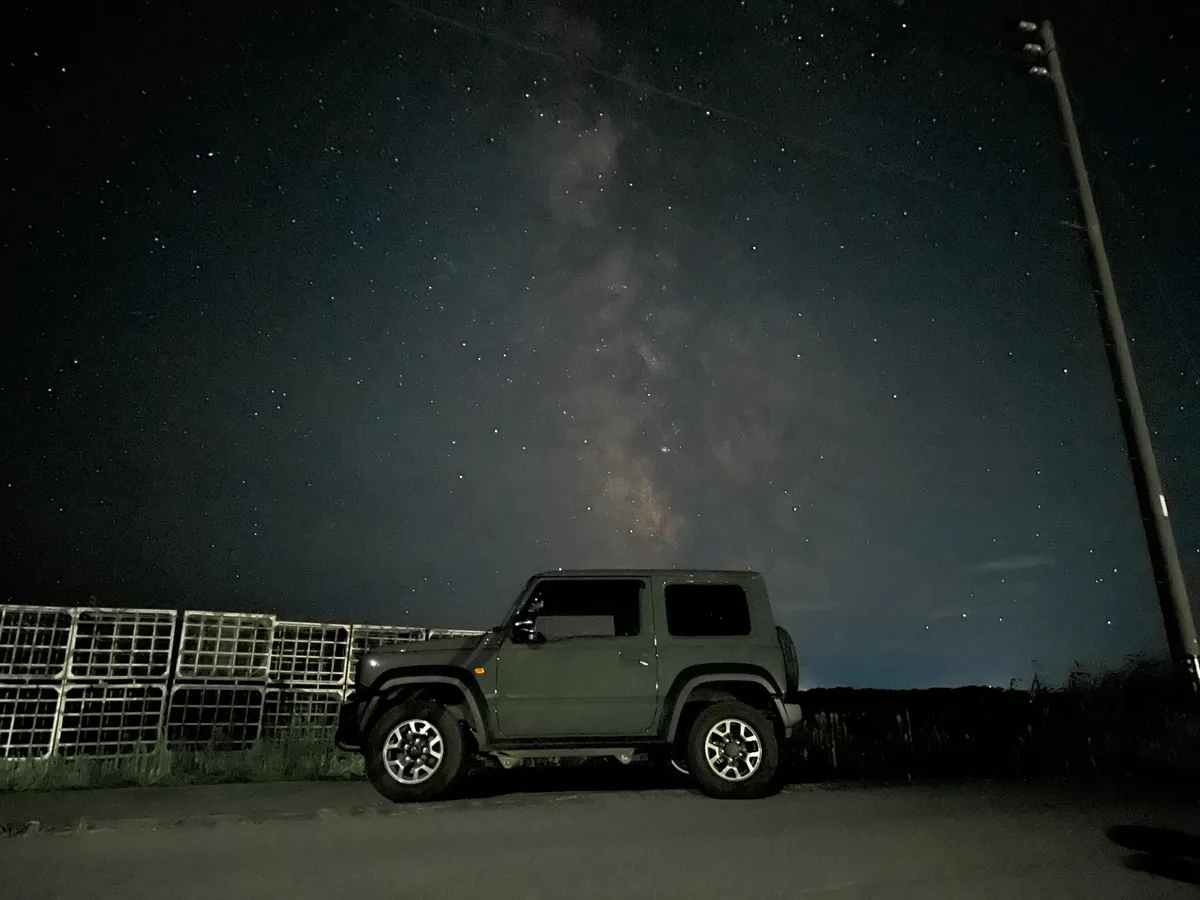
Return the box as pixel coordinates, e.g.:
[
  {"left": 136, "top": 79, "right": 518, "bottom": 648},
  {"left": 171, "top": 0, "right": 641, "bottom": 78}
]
[
  {"left": 336, "top": 569, "right": 798, "bottom": 755},
  {"left": 492, "top": 576, "right": 658, "bottom": 737},
  {"left": 649, "top": 571, "right": 786, "bottom": 733}
]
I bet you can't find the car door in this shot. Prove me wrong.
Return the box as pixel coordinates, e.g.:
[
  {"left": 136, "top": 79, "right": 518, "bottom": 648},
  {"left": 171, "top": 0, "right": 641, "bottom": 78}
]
[{"left": 494, "top": 577, "right": 659, "bottom": 738}]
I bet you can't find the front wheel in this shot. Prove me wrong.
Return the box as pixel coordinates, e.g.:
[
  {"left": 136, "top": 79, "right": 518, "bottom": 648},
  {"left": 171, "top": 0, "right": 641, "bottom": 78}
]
[
  {"left": 365, "top": 700, "right": 465, "bottom": 802},
  {"left": 685, "top": 701, "right": 780, "bottom": 799}
]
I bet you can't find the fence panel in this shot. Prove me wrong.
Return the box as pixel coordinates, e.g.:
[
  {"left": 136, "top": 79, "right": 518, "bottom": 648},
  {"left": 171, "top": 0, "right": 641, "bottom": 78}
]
[
  {"left": 0, "top": 684, "right": 60, "bottom": 758},
  {"left": 261, "top": 687, "right": 344, "bottom": 741},
  {"left": 166, "top": 684, "right": 265, "bottom": 750},
  {"left": 175, "top": 611, "right": 275, "bottom": 681},
  {"left": 426, "top": 628, "right": 485, "bottom": 639},
  {"left": 69, "top": 608, "right": 176, "bottom": 681},
  {"left": 269, "top": 621, "right": 351, "bottom": 686},
  {"left": 55, "top": 683, "right": 168, "bottom": 757},
  {"left": 0, "top": 606, "right": 76, "bottom": 681},
  {"left": 0, "top": 605, "right": 455, "bottom": 759}
]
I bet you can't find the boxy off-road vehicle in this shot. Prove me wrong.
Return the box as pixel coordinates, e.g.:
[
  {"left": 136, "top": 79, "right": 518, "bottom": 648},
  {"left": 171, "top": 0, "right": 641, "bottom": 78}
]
[{"left": 336, "top": 569, "right": 802, "bottom": 800}]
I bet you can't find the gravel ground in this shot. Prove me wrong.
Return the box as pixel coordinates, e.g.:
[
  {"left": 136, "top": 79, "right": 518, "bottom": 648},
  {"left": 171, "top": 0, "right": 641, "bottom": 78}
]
[{"left": 2, "top": 776, "right": 1198, "bottom": 899}]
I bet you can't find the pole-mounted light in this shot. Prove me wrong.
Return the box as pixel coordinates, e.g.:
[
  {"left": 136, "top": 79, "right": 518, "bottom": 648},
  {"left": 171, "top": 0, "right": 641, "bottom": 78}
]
[
  {"left": 1017, "top": 18, "right": 1200, "bottom": 695},
  {"left": 1022, "top": 36, "right": 1047, "bottom": 75}
]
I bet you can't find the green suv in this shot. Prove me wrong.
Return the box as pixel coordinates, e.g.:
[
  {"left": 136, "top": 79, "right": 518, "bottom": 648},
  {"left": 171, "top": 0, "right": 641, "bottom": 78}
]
[{"left": 335, "top": 569, "right": 802, "bottom": 801}]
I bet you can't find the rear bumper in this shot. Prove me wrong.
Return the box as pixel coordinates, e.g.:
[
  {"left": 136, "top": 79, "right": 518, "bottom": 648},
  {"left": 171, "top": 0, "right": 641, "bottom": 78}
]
[
  {"left": 774, "top": 699, "right": 803, "bottom": 735},
  {"left": 334, "top": 694, "right": 365, "bottom": 752}
]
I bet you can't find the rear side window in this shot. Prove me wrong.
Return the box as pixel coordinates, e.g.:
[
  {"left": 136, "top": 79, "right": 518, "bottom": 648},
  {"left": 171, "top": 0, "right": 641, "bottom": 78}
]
[{"left": 664, "top": 584, "right": 751, "bottom": 636}]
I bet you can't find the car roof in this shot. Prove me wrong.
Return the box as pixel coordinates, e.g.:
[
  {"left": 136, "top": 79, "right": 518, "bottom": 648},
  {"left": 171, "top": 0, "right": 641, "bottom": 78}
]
[{"left": 530, "top": 569, "right": 763, "bottom": 579}]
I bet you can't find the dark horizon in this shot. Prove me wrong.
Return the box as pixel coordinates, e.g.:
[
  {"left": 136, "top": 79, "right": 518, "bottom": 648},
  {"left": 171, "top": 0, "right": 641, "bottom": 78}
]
[{"left": 4, "top": 0, "right": 1198, "bottom": 689}]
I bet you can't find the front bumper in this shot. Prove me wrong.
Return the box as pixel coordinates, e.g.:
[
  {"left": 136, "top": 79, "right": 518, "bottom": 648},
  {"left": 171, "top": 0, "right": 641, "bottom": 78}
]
[{"left": 334, "top": 694, "right": 365, "bottom": 752}]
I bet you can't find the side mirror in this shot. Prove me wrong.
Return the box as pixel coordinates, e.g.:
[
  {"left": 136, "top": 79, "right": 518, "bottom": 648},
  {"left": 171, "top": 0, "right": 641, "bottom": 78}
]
[
  {"left": 511, "top": 618, "right": 544, "bottom": 644},
  {"left": 509, "top": 594, "right": 546, "bottom": 644}
]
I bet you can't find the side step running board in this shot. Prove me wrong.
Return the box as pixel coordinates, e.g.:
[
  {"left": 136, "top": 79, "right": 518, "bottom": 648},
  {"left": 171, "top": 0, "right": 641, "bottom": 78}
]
[{"left": 490, "top": 747, "right": 639, "bottom": 769}]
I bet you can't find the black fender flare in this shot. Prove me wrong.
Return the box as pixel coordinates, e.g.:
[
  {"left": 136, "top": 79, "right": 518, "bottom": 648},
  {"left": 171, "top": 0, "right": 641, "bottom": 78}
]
[
  {"left": 366, "top": 670, "right": 492, "bottom": 750},
  {"left": 663, "top": 669, "right": 783, "bottom": 744}
]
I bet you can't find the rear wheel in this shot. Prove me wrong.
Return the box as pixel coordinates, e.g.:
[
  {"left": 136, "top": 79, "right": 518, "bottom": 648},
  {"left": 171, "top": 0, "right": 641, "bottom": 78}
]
[
  {"left": 365, "top": 700, "right": 465, "bottom": 802},
  {"left": 685, "top": 701, "right": 779, "bottom": 799}
]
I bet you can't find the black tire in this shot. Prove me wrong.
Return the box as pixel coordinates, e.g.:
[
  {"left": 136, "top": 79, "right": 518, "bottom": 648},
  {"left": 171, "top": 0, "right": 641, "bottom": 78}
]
[
  {"left": 776, "top": 625, "right": 800, "bottom": 695},
  {"left": 649, "top": 748, "right": 690, "bottom": 784},
  {"left": 365, "top": 700, "right": 466, "bottom": 803},
  {"left": 685, "top": 701, "right": 780, "bottom": 799}
]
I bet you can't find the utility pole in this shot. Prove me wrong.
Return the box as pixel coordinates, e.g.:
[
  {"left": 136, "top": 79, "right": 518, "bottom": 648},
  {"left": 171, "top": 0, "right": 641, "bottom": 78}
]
[{"left": 1020, "top": 20, "right": 1200, "bottom": 694}]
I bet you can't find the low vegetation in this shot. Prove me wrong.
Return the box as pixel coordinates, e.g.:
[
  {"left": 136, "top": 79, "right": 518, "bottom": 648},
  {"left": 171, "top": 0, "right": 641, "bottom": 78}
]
[
  {"left": 0, "top": 735, "right": 362, "bottom": 793},
  {"left": 2, "top": 655, "right": 1195, "bottom": 793},
  {"left": 789, "top": 655, "right": 1200, "bottom": 782}
]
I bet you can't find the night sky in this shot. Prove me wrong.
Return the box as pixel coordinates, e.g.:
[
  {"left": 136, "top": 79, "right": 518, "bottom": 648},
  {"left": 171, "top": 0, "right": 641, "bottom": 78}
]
[{"left": 4, "top": 1, "right": 1198, "bottom": 688}]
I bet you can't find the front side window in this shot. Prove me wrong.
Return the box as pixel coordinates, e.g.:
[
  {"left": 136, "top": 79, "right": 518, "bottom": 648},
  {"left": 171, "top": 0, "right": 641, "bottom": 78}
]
[
  {"left": 526, "top": 579, "right": 642, "bottom": 640},
  {"left": 664, "top": 583, "right": 751, "bottom": 636}
]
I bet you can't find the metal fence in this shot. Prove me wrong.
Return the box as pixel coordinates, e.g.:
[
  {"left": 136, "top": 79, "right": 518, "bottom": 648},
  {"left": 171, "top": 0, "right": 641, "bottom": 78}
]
[{"left": 0, "top": 605, "right": 480, "bottom": 759}]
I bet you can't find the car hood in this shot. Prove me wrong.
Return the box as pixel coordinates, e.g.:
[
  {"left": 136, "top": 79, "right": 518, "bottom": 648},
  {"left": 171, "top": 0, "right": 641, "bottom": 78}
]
[{"left": 358, "top": 634, "right": 487, "bottom": 684}]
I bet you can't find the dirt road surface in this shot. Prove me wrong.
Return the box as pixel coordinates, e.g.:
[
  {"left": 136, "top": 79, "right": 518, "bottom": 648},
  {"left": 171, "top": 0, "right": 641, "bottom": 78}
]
[{"left": 2, "top": 776, "right": 1198, "bottom": 898}]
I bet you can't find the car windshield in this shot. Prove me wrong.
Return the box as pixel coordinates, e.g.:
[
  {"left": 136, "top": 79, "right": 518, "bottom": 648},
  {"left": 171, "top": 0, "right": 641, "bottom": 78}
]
[{"left": 496, "top": 577, "right": 535, "bottom": 627}]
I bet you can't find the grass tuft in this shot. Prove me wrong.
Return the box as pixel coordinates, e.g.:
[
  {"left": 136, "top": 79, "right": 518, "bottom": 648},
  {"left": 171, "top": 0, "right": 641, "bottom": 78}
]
[{"left": 0, "top": 731, "right": 362, "bottom": 793}]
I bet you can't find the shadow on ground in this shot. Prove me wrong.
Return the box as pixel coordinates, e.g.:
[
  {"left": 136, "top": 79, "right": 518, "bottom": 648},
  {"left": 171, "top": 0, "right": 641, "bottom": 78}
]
[
  {"left": 442, "top": 756, "right": 941, "bottom": 801},
  {"left": 1108, "top": 825, "right": 1200, "bottom": 885},
  {"left": 448, "top": 760, "right": 685, "bottom": 800}
]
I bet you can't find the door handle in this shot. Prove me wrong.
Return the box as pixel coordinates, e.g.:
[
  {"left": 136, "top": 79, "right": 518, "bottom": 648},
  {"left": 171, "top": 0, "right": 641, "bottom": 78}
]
[{"left": 620, "top": 651, "right": 650, "bottom": 667}]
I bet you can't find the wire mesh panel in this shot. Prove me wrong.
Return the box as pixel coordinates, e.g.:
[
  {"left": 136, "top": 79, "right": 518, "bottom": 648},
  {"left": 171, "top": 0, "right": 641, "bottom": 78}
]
[
  {"left": 166, "top": 685, "right": 265, "bottom": 750},
  {"left": 56, "top": 683, "right": 167, "bottom": 757},
  {"left": 176, "top": 611, "right": 275, "bottom": 680},
  {"left": 261, "top": 687, "right": 343, "bottom": 741},
  {"left": 0, "top": 606, "right": 75, "bottom": 680},
  {"left": 69, "top": 608, "right": 176, "bottom": 681},
  {"left": 0, "top": 684, "right": 60, "bottom": 758},
  {"left": 269, "top": 621, "right": 351, "bottom": 686},
  {"left": 427, "top": 628, "right": 486, "bottom": 639}
]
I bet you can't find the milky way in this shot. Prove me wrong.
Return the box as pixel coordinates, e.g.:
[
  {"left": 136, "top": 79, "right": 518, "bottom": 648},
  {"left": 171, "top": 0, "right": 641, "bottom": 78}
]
[{"left": 5, "top": 0, "right": 1198, "bottom": 688}]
